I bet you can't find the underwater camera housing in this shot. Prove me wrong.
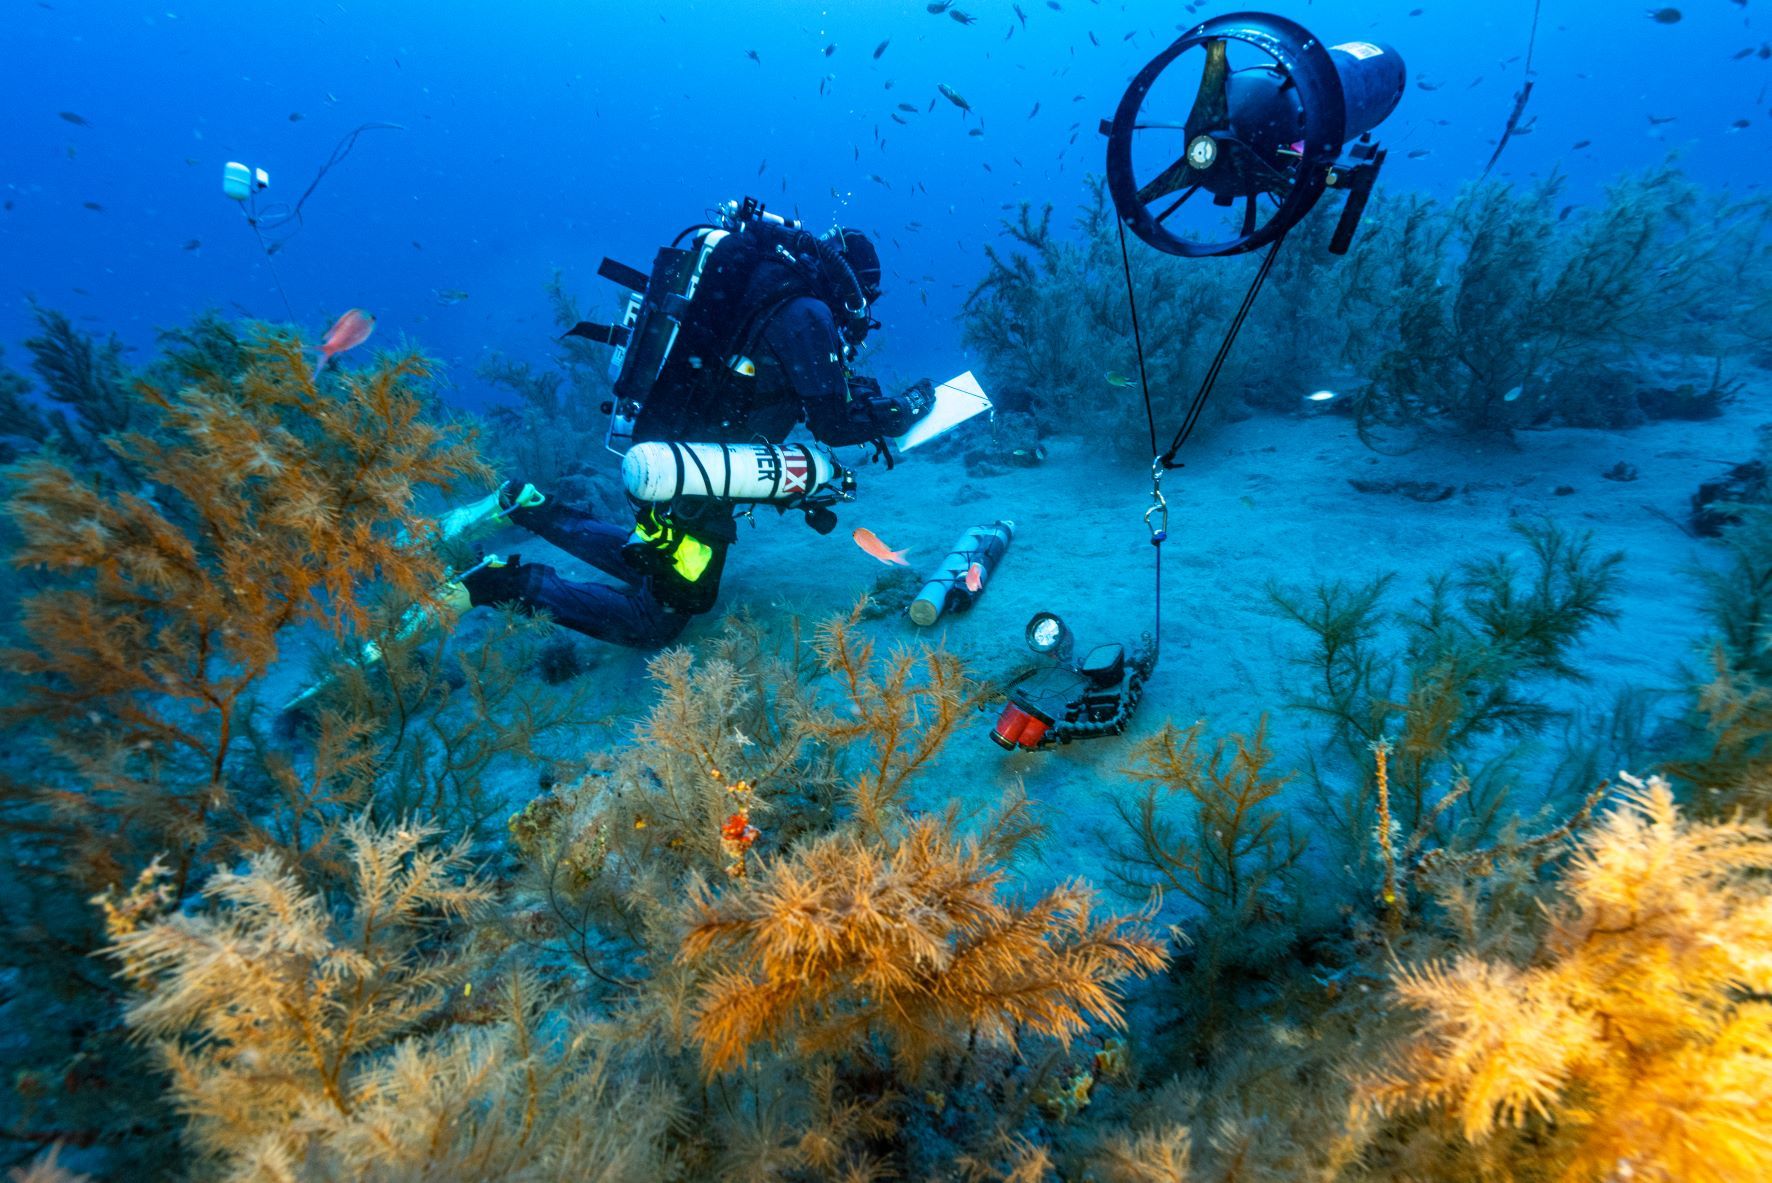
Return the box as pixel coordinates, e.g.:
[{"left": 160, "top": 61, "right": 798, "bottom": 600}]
[
  {"left": 991, "top": 613, "right": 1157, "bottom": 751},
  {"left": 1103, "top": 12, "right": 1404, "bottom": 256}
]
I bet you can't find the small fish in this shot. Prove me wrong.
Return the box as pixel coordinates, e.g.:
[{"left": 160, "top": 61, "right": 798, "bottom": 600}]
[
  {"left": 874, "top": 38, "right": 890, "bottom": 59},
  {"left": 897, "top": 102, "right": 918, "bottom": 112},
  {"left": 314, "top": 309, "right": 375, "bottom": 380},
  {"left": 1646, "top": 7, "right": 1681, "bottom": 23},
  {"left": 411, "top": 240, "right": 423, "bottom": 250},
  {"left": 824, "top": 42, "right": 837, "bottom": 56},
  {"left": 1047, "top": 0, "right": 1061, "bottom": 9},
  {"left": 434, "top": 288, "right": 470, "bottom": 305},
  {"left": 1104, "top": 371, "right": 1134, "bottom": 388},
  {"left": 1733, "top": 47, "right": 1755, "bottom": 60},
  {"left": 1417, "top": 79, "right": 1441, "bottom": 91},
  {"left": 964, "top": 562, "right": 984, "bottom": 593},
  {"left": 853, "top": 527, "right": 910, "bottom": 566},
  {"left": 82, "top": 201, "right": 103, "bottom": 211},
  {"left": 1732, "top": 118, "right": 1752, "bottom": 130},
  {"left": 58, "top": 111, "right": 90, "bottom": 126},
  {"left": 745, "top": 49, "right": 760, "bottom": 63},
  {"left": 891, "top": 113, "right": 908, "bottom": 125},
  {"left": 1028, "top": 101, "right": 1040, "bottom": 118},
  {"left": 928, "top": 0, "right": 953, "bottom": 11},
  {"left": 1572, "top": 139, "right": 1592, "bottom": 149},
  {"left": 182, "top": 238, "right": 200, "bottom": 250},
  {"left": 288, "top": 111, "right": 303, "bottom": 122},
  {"left": 1089, "top": 31, "right": 1099, "bottom": 46},
  {"left": 937, "top": 82, "right": 971, "bottom": 111},
  {"left": 1407, "top": 148, "right": 1432, "bottom": 159},
  {"left": 1409, "top": 6, "right": 1424, "bottom": 13},
  {"left": 869, "top": 173, "right": 891, "bottom": 187},
  {"left": 1306, "top": 390, "right": 1336, "bottom": 402},
  {"left": 758, "top": 159, "right": 767, "bottom": 175},
  {"left": 1013, "top": 2, "right": 1028, "bottom": 27},
  {"left": 968, "top": 127, "right": 984, "bottom": 137},
  {"left": 1648, "top": 113, "right": 1677, "bottom": 125},
  {"left": 950, "top": 8, "right": 977, "bottom": 23},
  {"left": 1502, "top": 385, "right": 1523, "bottom": 402}
]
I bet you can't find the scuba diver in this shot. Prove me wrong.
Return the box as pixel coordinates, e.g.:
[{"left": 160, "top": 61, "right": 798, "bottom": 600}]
[{"left": 448, "top": 199, "right": 934, "bottom": 648}]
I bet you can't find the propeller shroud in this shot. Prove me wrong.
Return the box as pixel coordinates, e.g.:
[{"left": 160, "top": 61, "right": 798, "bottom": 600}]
[{"left": 1106, "top": 13, "right": 1351, "bottom": 258}]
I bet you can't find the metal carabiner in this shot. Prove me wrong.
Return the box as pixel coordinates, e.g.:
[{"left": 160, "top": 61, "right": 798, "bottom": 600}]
[{"left": 1144, "top": 458, "right": 1169, "bottom": 545}]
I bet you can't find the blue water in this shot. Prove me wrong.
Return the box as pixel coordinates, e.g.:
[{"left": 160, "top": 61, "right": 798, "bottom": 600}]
[{"left": 3, "top": 0, "right": 1764, "bottom": 399}]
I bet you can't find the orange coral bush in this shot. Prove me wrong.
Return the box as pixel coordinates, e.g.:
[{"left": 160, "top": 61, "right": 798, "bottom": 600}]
[
  {"left": 4, "top": 334, "right": 484, "bottom": 891},
  {"left": 1362, "top": 774, "right": 1772, "bottom": 1182},
  {"left": 679, "top": 811, "right": 1168, "bottom": 1075}
]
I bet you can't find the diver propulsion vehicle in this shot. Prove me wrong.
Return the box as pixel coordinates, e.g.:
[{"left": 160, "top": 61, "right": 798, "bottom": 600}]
[
  {"left": 909, "top": 520, "right": 1014, "bottom": 627},
  {"left": 995, "top": 14, "right": 1404, "bottom": 755},
  {"left": 1103, "top": 12, "right": 1404, "bottom": 257}
]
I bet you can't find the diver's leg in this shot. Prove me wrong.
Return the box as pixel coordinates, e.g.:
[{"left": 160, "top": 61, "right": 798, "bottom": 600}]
[
  {"left": 507, "top": 500, "right": 642, "bottom": 586},
  {"left": 462, "top": 560, "right": 688, "bottom": 649}
]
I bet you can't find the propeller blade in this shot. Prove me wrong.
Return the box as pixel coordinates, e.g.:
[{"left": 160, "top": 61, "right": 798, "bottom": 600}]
[
  {"left": 1186, "top": 39, "right": 1231, "bottom": 137},
  {"left": 1136, "top": 39, "right": 1231, "bottom": 206}
]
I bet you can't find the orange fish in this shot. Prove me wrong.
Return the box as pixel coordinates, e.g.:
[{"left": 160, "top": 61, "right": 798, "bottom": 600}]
[
  {"left": 313, "top": 308, "right": 375, "bottom": 380},
  {"left": 852, "top": 527, "right": 909, "bottom": 566},
  {"left": 964, "top": 561, "right": 984, "bottom": 593}
]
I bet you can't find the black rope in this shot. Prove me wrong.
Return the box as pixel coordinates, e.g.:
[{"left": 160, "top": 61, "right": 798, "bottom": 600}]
[
  {"left": 1162, "top": 233, "right": 1286, "bottom": 466},
  {"left": 1115, "top": 221, "right": 1290, "bottom": 669},
  {"left": 1116, "top": 219, "right": 1160, "bottom": 458},
  {"left": 1524, "top": 0, "right": 1543, "bottom": 77},
  {"left": 1115, "top": 218, "right": 1164, "bottom": 664},
  {"left": 248, "top": 122, "right": 404, "bottom": 241},
  {"left": 1482, "top": 0, "right": 1542, "bottom": 179}
]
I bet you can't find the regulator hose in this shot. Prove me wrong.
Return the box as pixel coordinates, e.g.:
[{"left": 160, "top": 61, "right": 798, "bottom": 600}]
[{"left": 800, "top": 230, "right": 872, "bottom": 344}]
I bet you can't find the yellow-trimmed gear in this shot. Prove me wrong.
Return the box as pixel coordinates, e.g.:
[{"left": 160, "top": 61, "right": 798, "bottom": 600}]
[{"left": 632, "top": 515, "right": 714, "bottom": 582}]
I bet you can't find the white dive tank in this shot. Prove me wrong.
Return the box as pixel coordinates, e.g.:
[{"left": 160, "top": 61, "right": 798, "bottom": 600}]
[{"left": 621, "top": 441, "right": 838, "bottom": 504}]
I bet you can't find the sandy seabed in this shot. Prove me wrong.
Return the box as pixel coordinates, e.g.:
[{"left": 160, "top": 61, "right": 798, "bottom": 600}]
[{"left": 469, "top": 398, "right": 1756, "bottom": 894}]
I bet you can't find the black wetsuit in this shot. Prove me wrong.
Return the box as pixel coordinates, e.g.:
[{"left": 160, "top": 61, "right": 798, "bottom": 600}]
[{"left": 468, "top": 294, "right": 925, "bottom": 649}]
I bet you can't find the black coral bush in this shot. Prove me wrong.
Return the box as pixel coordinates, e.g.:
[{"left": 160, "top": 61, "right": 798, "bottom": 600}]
[{"left": 5, "top": 333, "right": 484, "bottom": 893}]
